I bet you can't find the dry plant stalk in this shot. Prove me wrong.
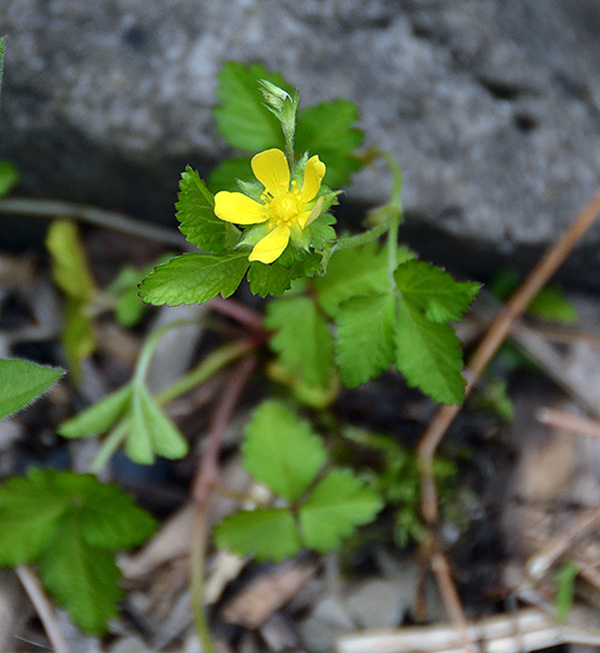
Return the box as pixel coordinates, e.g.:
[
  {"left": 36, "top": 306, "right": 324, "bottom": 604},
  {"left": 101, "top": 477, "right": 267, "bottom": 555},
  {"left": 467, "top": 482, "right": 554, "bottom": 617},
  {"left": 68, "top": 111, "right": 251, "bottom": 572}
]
[{"left": 416, "top": 187, "right": 600, "bottom": 649}]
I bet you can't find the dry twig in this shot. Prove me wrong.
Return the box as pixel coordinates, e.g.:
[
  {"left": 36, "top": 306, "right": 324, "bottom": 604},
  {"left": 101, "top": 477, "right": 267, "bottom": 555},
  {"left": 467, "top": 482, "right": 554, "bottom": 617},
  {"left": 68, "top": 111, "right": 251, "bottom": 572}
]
[
  {"left": 417, "top": 187, "right": 600, "bottom": 648},
  {"left": 15, "top": 564, "right": 71, "bottom": 653},
  {"left": 336, "top": 605, "right": 600, "bottom": 653}
]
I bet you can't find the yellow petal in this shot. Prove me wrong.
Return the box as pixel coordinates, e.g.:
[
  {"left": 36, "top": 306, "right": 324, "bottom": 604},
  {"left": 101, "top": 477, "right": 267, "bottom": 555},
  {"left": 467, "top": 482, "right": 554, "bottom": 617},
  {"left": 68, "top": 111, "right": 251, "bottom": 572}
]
[
  {"left": 251, "top": 149, "right": 290, "bottom": 196},
  {"left": 300, "top": 155, "right": 326, "bottom": 202},
  {"left": 214, "top": 191, "right": 268, "bottom": 225},
  {"left": 249, "top": 225, "right": 290, "bottom": 264},
  {"left": 299, "top": 196, "right": 325, "bottom": 228}
]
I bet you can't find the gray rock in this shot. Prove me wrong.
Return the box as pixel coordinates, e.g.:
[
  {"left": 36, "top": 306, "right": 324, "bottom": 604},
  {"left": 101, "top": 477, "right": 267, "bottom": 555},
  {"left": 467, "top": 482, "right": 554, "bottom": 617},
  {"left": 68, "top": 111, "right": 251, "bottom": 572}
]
[{"left": 2, "top": 0, "right": 600, "bottom": 280}]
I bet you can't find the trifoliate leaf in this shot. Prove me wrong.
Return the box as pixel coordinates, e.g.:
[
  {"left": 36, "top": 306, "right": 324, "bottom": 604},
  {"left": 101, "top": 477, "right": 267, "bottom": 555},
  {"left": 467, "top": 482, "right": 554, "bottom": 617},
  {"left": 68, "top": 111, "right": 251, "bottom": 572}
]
[
  {"left": 316, "top": 242, "right": 414, "bottom": 316},
  {"left": 40, "top": 513, "right": 123, "bottom": 634},
  {"left": 59, "top": 384, "right": 133, "bottom": 439},
  {"left": 296, "top": 99, "right": 364, "bottom": 187},
  {"left": 214, "top": 508, "right": 300, "bottom": 563},
  {"left": 299, "top": 468, "right": 383, "bottom": 552},
  {"left": 0, "top": 161, "right": 19, "bottom": 197},
  {"left": 334, "top": 292, "right": 396, "bottom": 387},
  {"left": 394, "top": 260, "right": 481, "bottom": 323},
  {"left": 45, "top": 220, "right": 96, "bottom": 301},
  {"left": 176, "top": 166, "right": 239, "bottom": 253},
  {"left": 0, "top": 469, "right": 155, "bottom": 633},
  {"left": 214, "top": 61, "right": 289, "bottom": 152},
  {"left": 139, "top": 253, "right": 249, "bottom": 306},
  {"left": 247, "top": 259, "right": 307, "bottom": 297},
  {"left": 127, "top": 385, "right": 188, "bottom": 464},
  {"left": 207, "top": 157, "right": 253, "bottom": 193},
  {"left": 243, "top": 401, "right": 327, "bottom": 502},
  {"left": 395, "top": 299, "right": 465, "bottom": 405},
  {"left": 265, "top": 296, "right": 335, "bottom": 389},
  {"left": 0, "top": 358, "right": 63, "bottom": 420}
]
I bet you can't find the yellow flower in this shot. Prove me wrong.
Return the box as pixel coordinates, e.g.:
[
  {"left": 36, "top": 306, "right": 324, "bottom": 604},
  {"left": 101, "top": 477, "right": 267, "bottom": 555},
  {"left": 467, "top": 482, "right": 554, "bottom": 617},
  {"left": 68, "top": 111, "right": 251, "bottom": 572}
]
[{"left": 214, "top": 148, "right": 326, "bottom": 264}]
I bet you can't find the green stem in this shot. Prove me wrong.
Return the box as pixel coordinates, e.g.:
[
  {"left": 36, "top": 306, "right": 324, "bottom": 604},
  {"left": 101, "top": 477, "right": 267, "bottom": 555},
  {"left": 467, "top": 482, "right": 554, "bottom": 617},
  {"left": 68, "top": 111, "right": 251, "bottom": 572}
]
[
  {"left": 88, "top": 421, "right": 130, "bottom": 475},
  {"left": 335, "top": 219, "right": 390, "bottom": 251},
  {"left": 155, "top": 339, "right": 255, "bottom": 405},
  {"left": 87, "top": 339, "right": 254, "bottom": 474},
  {"left": 190, "top": 514, "right": 217, "bottom": 653},
  {"left": 133, "top": 320, "right": 199, "bottom": 387}
]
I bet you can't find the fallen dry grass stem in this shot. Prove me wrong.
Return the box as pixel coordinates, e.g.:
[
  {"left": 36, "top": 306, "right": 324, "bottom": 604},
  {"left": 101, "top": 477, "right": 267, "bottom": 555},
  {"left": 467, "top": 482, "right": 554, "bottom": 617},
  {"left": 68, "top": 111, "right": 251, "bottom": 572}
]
[
  {"left": 536, "top": 407, "right": 600, "bottom": 439},
  {"left": 417, "top": 187, "right": 600, "bottom": 650},
  {"left": 15, "top": 564, "right": 70, "bottom": 653},
  {"left": 335, "top": 605, "right": 600, "bottom": 653}
]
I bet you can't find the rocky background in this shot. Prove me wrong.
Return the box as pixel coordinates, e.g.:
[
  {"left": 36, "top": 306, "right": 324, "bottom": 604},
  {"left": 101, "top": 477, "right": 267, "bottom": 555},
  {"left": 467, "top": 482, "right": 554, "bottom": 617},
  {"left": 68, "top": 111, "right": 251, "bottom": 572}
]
[{"left": 2, "top": 0, "right": 600, "bottom": 282}]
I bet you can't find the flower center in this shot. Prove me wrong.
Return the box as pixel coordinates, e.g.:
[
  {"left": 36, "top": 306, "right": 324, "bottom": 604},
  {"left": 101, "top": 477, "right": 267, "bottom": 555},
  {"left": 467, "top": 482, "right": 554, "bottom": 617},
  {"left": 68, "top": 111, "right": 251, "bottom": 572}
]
[{"left": 268, "top": 192, "right": 304, "bottom": 226}]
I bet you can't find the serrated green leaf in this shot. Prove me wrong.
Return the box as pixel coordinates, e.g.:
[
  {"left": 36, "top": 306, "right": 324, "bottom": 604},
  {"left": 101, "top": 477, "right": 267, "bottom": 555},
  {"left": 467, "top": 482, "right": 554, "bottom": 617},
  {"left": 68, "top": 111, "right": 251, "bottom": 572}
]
[
  {"left": 296, "top": 99, "right": 364, "bottom": 187},
  {"left": 45, "top": 220, "right": 96, "bottom": 300},
  {"left": 247, "top": 259, "right": 306, "bottom": 297},
  {"left": 0, "top": 161, "right": 19, "bottom": 197},
  {"left": 79, "top": 478, "right": 156, "bottom": 549},
  {"left": 299, "top": 468, "right": 382, "bottom": 552},
  {"left": 0, "top": 469, "right": 155, "bottom": 632},
  {"left": 395, "top": 299, "right": 465, "bottom": 405},
  {"left": 214, "top": 62, "right": 289, "bottom": 152},
  {"left": 40, "top": 512, "right": 122, "bottom": 634},
  {"left": 243, "top": 401, "right": 327, "bottom": 502},
  {"left": 139, "top": 253, "right": 249, "bottom": 306},
  {"left": 316, "top": 242, "right": 414, "bottom": 316},
  {"left": 58, "top": 384, "right": 133, "bottom": 439},
  {"left": 0, "top": 358, "right": 63, "bottom": 420},
  {"left": 215, "top": 508, "right": 300, "bottom": 562},
  {"left": 0, "top": 471, "right": 71, "bottom": 564},
  {"left": 394, "top": 260, "right": 480, "bottom": 323},
  {"left": 207, "top": 157, "right": 253, "bottom": 193},
  {"left": 177, "top": 166, "right": 239, "bottom": 253},
  {"left": 334, "top": 292, "right": 396, "bottom": 388},
  {"left": 265, "top": 296, "right": 334, "bottom": 389},
  {"left": 127, "top": 385, "right": 188, "bottom": 464}
]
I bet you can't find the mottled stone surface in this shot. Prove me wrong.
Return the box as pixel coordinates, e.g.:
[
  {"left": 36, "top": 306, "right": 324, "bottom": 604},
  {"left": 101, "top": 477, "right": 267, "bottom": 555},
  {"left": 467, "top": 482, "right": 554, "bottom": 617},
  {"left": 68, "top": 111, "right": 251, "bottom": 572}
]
[{"left": 2, "top": 0, "right": 600, "bottom": 279}]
